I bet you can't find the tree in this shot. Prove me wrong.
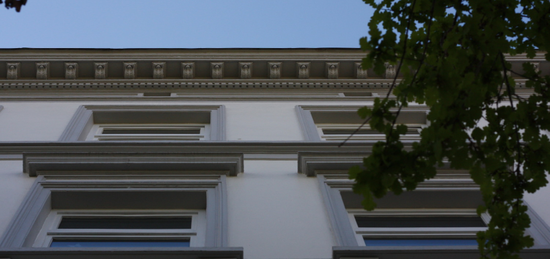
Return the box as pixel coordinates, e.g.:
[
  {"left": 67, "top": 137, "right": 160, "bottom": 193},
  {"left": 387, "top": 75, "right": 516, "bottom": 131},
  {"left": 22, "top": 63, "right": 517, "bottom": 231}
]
[
  {"left": 1, "top": 0, "right": 26, "bottom": 12},
  {"left": 350, "top": 0, "right": 550, "bottom": 258}
]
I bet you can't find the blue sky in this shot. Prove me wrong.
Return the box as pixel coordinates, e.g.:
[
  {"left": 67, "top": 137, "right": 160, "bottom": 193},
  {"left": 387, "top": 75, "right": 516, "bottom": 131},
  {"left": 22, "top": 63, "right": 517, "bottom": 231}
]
[{"left": 0, "top": 1, "right": 374, "bottom": 48}]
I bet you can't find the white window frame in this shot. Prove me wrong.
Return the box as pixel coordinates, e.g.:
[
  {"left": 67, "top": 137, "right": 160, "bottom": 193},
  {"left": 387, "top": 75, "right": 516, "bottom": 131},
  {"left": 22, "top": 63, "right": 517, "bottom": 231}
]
[
  {"left": 316, "top": 123, "right": 424, "bottom": 141},
  {"left": 59, "top": 105, "right": 226, "bottom": 141},
  {"left": 297, "top": 151, "right": 550, "bottom": 250},
  {"left": 33, "top": 210, "right": 206, "bottom": 247},
  {"left": 87, "top": 124, "right": 210, "bottom": 141},
  {"left": 0, "top": 152, "right": 244, "bottom": 249},
  {"left": 296, "top": 105, "right": 428, "bottom": 141},
  {"left": 348, "top": 208, "right": 489, "bottom": 246}
]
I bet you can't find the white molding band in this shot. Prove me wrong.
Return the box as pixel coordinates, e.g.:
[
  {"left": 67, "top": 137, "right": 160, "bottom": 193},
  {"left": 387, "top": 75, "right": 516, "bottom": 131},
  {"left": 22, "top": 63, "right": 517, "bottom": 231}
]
[{"left": 22, "top": 152, "right": 244, "bottom": 177}]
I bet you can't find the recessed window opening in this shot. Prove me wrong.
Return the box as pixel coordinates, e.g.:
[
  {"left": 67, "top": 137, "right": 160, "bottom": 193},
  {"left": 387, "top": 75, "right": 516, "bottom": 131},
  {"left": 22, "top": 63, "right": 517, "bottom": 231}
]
[
  {"left": 89, "top": 124, "right": 209, "bottom": 141},
  {"left": 350, "top": 209, "right": 488, "bottom": 247},
  {"left": 342, "top": 92, "right": 374, "bottom": 97},
  {"left": 51, "top": 239, "right": 190, "bottom": 248},
  {"left": 322, "top": 127, "right": 421, "bottom": 136},
  {"left": 34, "top": 210, "right": 205, "bottom": 248},
  {"left": 58, "top": 217, "right": 192, "bottom": 229},
  {"left": 355, "top": 216, "right": 487, "bottom": 228},
  {"left": 143, "top": 92, "right": 172, "bottom": 97},
  {"left": 318, "top": 124, "right": 423, "bottom": 141},
  {"left": 363, "top": 238, "right": 478, "bottom": 246},
  {"left": 102, "top": 128, "right": 201, "bottom": 135}
]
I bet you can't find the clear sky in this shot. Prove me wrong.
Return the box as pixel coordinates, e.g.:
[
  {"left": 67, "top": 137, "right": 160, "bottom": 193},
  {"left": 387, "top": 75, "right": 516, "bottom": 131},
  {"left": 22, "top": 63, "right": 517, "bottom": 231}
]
[{"left": 0, "top": 0, "right": 374, "bottom": 49}]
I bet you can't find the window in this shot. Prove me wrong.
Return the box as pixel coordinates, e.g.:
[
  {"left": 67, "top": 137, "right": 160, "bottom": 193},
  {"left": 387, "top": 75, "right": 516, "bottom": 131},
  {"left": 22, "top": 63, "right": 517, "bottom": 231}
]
[
  {"left": 298, "top": 151, "right": 550, "bottom": 257},
  {"left": 59, "top": 105, "right": 225, "bottom": 141},
  {"left": 296, "top": 105, "right": 428, "bottom": 141},
  {"left": 87, "top": 124, "right": 210, "bottom": 141},
  {"left": 35, "top": 210, "right": 204, "bottom": 248},
  {"left": 349, "top": 209, "right": 487, "bottom": 247},
  {"left": 0, "top": 152, "right": 243, "bottom": 258}
]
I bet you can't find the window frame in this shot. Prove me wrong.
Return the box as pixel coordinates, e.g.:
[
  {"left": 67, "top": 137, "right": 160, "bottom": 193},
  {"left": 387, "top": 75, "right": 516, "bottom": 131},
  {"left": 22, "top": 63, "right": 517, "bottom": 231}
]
[
  {"left": 59, "top": 105, "right": 226, "bottom": 141},
  {"left": 296, "top": 105, "right": 428, "bottom": 141},
  {"left": 0, "top": 152, "right": 243, "bottom": 249},
  {"left": 87, "top": 123, "right": 210, "bottom": 141},
  {"left": 348, "top": 208, "right": 489, "bottom": 247},
  {"left": 297, "top": 151, "right": 550, "bottom": 251},
  {"left": 34, "top": 210, "right": 205, "bottom": 248}
]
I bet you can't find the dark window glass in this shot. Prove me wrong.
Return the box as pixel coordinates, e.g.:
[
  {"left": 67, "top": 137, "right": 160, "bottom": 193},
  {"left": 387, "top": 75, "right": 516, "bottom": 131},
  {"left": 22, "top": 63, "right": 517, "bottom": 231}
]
[
  {"left": 364, "top": 238, "right": 478, "bottom": 246},
  {"left": 58, "top": 217, "right": 192, "bottom": 229},
  {"left": 355, "top": 216, "right": 486, "bottom": 228},
  {"left": 51, "top": 240, "right": 190, "bottom": 248},
  {"left": 323, "top": 128, "right": 418, "bottom": 135},
  {"left": 102, "top": 129, "right": 200, "bottom": 134}
]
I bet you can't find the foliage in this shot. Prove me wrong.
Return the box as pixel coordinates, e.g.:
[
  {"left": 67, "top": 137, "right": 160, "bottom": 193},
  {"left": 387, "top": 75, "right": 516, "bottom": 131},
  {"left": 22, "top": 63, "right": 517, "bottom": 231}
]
[
  {"left": 1, "top": 0, "right": 26, "bottom": 12},
  {"left": 351, "top": 0, "right": 550, "bottom": 258}
]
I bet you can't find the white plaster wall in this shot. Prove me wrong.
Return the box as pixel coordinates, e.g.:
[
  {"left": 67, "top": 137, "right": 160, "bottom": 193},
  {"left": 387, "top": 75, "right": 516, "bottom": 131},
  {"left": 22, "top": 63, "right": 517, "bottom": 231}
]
[
  {"left": 0, "top": 102, "right": 82, "bottom": 141},
  {"left": 0, "top": 160, "right": 36, "bottom": 237},
  {"left": 525, "top": 183, "right": 550, "bottom": 228},
  {"left": 227, "top": 160, "right": 335, "bottom": 259},
  {"left": 224, "top": 102, "right": 304, "bottom": 141}
]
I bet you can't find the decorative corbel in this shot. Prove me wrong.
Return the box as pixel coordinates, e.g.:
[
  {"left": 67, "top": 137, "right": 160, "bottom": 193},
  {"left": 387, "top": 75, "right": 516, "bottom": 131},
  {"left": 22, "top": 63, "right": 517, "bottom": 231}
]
[
  {"left": 65, "top": 62, "right": 78, "bottom": 79},
  {"left": 36, "top": 62, "right": 49, "bottom": 79},
  {"left": 326, "top": 62, "right": 339, "bottom": 79},
  {"left": 124, "top": 62, "right": 137, "bottom": 79},
  {"left": 530, "top": 62, "right": 540, "bottom": 73},
  {"left": 355, "top": 62, "right": 367, "bottom": 79},
  {"left": 95, "top": 62, "right": 108, "bottom": 79},
  {"left": 6, "top": 62, "right": 19, "bottom": 80},
  {"left": 153, "top": 62, "right": 165, "bottom": 79},
  {"left": 268, "top": 62, "right": 282, "bottom": 79},
  {"left": 211, "top": 62, "right": 223, "bottom": 79},
  {"left": 297, "top": 62, "right": 310, "bottom": 79},
  {"left": 384, "top": 63, "right": 396, "bottom": 79},
  {"left": 182, "top": 62, "right": 195, "bottom": 79},
  {"left": 239, "top": 62, "right": 252, "bottom": 79}
]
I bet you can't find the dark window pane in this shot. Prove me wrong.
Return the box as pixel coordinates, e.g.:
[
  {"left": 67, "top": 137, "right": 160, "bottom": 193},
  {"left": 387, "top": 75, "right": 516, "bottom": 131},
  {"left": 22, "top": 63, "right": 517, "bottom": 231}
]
[
  {"left": 355, "top": 216, "right": 486, "bottom": 228},
  {"left": 102, "top": 129, "right": 200, "bottom": 134},
  {"left": 51, "top": 240, "right": 190, "bottom": 248},
  {"left": 364, "top": 238, "right": 478, "bottom": 246},
  {"left": 58, "top": 217, "right": 191, "bottom": 229},
  {"left": 323, "top": 129, "right": 380, "bottom": 135},
  {"left": 323, "top": 128, "right": 418, "bottom": 135}
]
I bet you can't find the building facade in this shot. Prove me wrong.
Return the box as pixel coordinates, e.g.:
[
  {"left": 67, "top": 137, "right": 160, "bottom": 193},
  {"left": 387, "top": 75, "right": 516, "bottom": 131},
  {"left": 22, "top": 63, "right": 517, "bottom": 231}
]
[{"left": 0, "top": 49, "right": 548, "bottom": 259}]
